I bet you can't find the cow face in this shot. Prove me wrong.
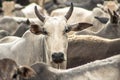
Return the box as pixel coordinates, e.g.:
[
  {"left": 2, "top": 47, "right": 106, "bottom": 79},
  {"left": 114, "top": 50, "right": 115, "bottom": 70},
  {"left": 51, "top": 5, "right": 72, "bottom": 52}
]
[
  {"left": 30, "top": 3, "right": 93, "bottom": 68},
  {"left": 43, "top": 17, "right": 68, "bottom": 63},
  {"left": 0, "top": 58, "right": 36, "bottom": 80}
]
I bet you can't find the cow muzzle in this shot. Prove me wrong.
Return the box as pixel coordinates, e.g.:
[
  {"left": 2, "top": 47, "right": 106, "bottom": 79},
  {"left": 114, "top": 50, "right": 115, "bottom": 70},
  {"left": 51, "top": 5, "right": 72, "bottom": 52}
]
[{"left": 52, "top": 52, "right": 65, "bottom": 63}]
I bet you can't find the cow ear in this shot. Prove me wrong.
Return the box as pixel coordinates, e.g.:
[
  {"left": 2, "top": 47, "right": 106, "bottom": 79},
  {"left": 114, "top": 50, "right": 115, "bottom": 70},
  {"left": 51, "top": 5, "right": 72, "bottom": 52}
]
[
  {"left": 17, "top": 66, "right": 36, "bottom": 79},
  {"left": 94, "top": 16, "right": 109, "bottom": 24},
  {"left": 68, "top": 23, "right": 93, "bottom": 31},
  {"left": 26, "top": 19, "right": 30, "bottom": 25},
  {"left": 30, "top": 24, "right": 43, "bottom": 35}
]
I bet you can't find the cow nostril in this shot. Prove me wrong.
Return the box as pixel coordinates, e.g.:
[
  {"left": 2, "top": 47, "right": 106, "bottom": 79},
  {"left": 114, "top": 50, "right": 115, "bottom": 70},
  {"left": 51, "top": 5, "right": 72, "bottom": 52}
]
[
  {"left": 52, "top": 53, "right": 57, "bottom": 59},
  {"left": 59, "top": 52, "right": 64, "bottom": 58}
]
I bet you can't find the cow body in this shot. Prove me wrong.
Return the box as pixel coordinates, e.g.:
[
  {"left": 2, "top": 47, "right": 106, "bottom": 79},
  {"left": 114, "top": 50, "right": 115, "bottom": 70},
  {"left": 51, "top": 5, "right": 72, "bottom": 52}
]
[
  {"left": 0, "top": 31, "right": 45, "bottom": 66},
  {"left": 0, "top": 58, "right": 36, "bottom": 80},
  {"left": 67, "top": 35, "right": 120, "bottom": 68},
  {"left": 22, "top": 54, "right": 120, "bottom": 80},
  {"left": 65, "top": 0, "right": 104, "bottom": 10},
  {"left": 0, "top": 36, "right": 20, "bottom": 43},
  {"left": 0, "top": 16, "right": 19, "bottom": 35},
  {"left": 21, "top": 3, "right": 48, "bottom": 18},
  {"left": 51, "top": 7, "right": 107, "bottom": 32}
]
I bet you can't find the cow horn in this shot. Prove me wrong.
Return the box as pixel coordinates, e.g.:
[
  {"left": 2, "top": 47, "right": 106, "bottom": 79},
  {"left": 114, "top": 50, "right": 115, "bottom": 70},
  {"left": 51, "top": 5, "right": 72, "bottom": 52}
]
[
  {"left": 65, "top": 3, "right": 73, "bottom": 20},
  {"left": 108, "top": 9, "right": 112, "bottom": 17},
  {"left": 34, "top": 6, "right": 45, "bottom": 22}
]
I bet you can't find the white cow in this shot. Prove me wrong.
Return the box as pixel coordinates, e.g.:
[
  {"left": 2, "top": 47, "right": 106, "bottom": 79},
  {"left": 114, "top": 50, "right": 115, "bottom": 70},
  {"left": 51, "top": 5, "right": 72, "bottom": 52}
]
[
  {"left": 21, "top": 3, "right": 48, "bottom": 18},
  {"left": 0, "top": 3, "right": 92, "bottom": 69}
]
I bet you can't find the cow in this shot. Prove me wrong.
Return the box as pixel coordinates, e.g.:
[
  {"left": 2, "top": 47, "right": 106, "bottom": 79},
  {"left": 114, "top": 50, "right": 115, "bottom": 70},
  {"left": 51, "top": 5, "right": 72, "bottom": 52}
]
[
  {"left": 76, "top": 9, "right": 120, "bottom": 39},
  {"left": 21, "top": 54, "right": 120, "bottom": 80},
  {"left": 21, "top": 3, "right": 48, "bottom": 18},
  {"left": 15, "top": 0, "right": 30, "bottom": 6},
  {"left": 0, "top": 3, "right": 92, "bottom": 69},
  {"left": 0, "top": 58, "right": 36, "bottom": 80},
  {"left": 0, "top": 16, "right": 19, "bottom": 35},
  {"left": 65, "top": 0, "right": 104, "bottom": 10},
  {"left": 44, "top": 0, "right": 67, "bottom": 14},
  {"left": 45, "top": 0, "right": 104, "bottom": 13},
  {"left": 0, "top": 19, "right": 29, "bottom": 43},
  {"left": 0, "top": 19, "right": 30, "bottom": 40},
  {"left": 67, "top": 35, "right": 120, "bottom": 68},
  {"left": 2, "top": 2, "right": 48, "bottom": 18},
  {"left": 13, "top": 19, "right": 30, "bottom": 37},
  {"left": 0, "top": 17, "right": 30, "bottom": 37},
  {"left": 51, "top": 6, "right": 108, "bottom": 32},
  {"left": 97, "top": 0, "right": 119, "bottom": 13},
  {"left": 0, "top": 36, "right": 20, "bottom": 43}
]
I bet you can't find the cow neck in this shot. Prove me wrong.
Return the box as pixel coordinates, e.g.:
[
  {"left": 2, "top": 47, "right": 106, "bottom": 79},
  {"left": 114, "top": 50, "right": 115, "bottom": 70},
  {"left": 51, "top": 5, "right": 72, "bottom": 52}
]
[{"left": 97, "top": 23, "right": 119, "bottom": 38}]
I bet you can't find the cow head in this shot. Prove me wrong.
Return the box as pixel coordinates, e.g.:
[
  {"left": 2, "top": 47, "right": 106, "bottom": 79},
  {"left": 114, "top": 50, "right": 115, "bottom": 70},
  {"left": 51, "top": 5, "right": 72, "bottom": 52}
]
[
  {"left": 0, "top": 58, "right": 36, "bottom": 80},
  {"left": 95, "top": 9, "right": 119, "bottom": 24},
  {"left": 30, "top": 3, "right": 93, "bottom": 68}
]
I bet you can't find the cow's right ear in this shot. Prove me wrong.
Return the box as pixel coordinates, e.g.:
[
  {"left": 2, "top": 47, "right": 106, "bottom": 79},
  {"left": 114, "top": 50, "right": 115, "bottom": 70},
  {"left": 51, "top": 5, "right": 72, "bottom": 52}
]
[{"left": 30, "top": 24, "right": 44, "bottom": 35}]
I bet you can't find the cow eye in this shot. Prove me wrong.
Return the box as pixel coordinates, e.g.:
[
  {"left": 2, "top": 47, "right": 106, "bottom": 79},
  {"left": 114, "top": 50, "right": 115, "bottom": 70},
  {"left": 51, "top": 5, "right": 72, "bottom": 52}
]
[
  {"left": 64, "top": 28, "right": 70, "bottom": 33},
  {"left": 42, "top": 28, "right": 48, "bottom": 35},
  {"left": 12, "top": 73, "right": 18, "bottom": 79},
  {"left": 12, "top": 71, "right": 18, "bottom": 79}
]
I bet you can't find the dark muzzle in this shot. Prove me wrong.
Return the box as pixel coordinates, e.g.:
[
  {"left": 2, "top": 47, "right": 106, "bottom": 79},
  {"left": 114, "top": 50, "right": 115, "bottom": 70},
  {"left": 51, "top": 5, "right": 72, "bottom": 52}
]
[{"left": 52, "top": 52, "right": 65, "bottom": 63}]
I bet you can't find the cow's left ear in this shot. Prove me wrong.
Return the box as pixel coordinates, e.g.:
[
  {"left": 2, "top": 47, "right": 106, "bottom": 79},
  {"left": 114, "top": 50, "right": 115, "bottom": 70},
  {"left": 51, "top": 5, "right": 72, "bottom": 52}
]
[
  {"left": 17, "top": 66, "right": 36, "bottom": 79},
  {"left": 68, "top": 23, "right": 93, "bottom": 31}
]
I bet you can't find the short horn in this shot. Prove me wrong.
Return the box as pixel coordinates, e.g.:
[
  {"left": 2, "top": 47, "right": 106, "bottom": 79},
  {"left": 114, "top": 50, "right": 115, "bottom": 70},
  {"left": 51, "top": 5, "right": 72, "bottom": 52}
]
[
  {"left": 65, "top": 3, "right": 73, "bottom": 20},
  {"left": 108, "top": 9, "right": 112, "bottom": 17},
  {"left": 34, "top": 6, "right": 45, "bottom": 22}
]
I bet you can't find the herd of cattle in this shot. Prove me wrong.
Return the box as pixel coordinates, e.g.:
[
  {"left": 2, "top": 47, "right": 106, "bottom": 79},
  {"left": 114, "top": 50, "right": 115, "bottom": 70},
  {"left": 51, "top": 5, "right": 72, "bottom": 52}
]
[{"left": 1, "top": 0, "right": 120, "bottom": 80}]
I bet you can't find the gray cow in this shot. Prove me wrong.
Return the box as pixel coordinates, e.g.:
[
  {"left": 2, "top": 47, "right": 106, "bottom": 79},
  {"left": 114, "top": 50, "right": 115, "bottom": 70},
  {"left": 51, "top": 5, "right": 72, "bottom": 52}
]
[
  {"left": 21, "top": 54, "right": 120, "bottom": 80},
  {"left": 0, "top": 16, "right": 19, "bottom": 35},
  {"left": 0, "top": 19, "right": 30, "bottom": 39},
  {"left": 13, "top": 19, "right": 30, "bottom": 37},
  {"left": 45, "top": 0, "right": 104, "bottom": 13},
  {"left": 65, "top": 0, "right": 104, "bottom": 10},
  {"left": 0, "top": 58, "right": 36, "bottom": 80},
  {"left": 76, "top": 9, "right": 120, "bottom": 39},
  {"left": 67, "top": 35, "right": 120, "bottom": 68},
  {"left": 0, "top": 3, "right": 92, "bottom": 69}
]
